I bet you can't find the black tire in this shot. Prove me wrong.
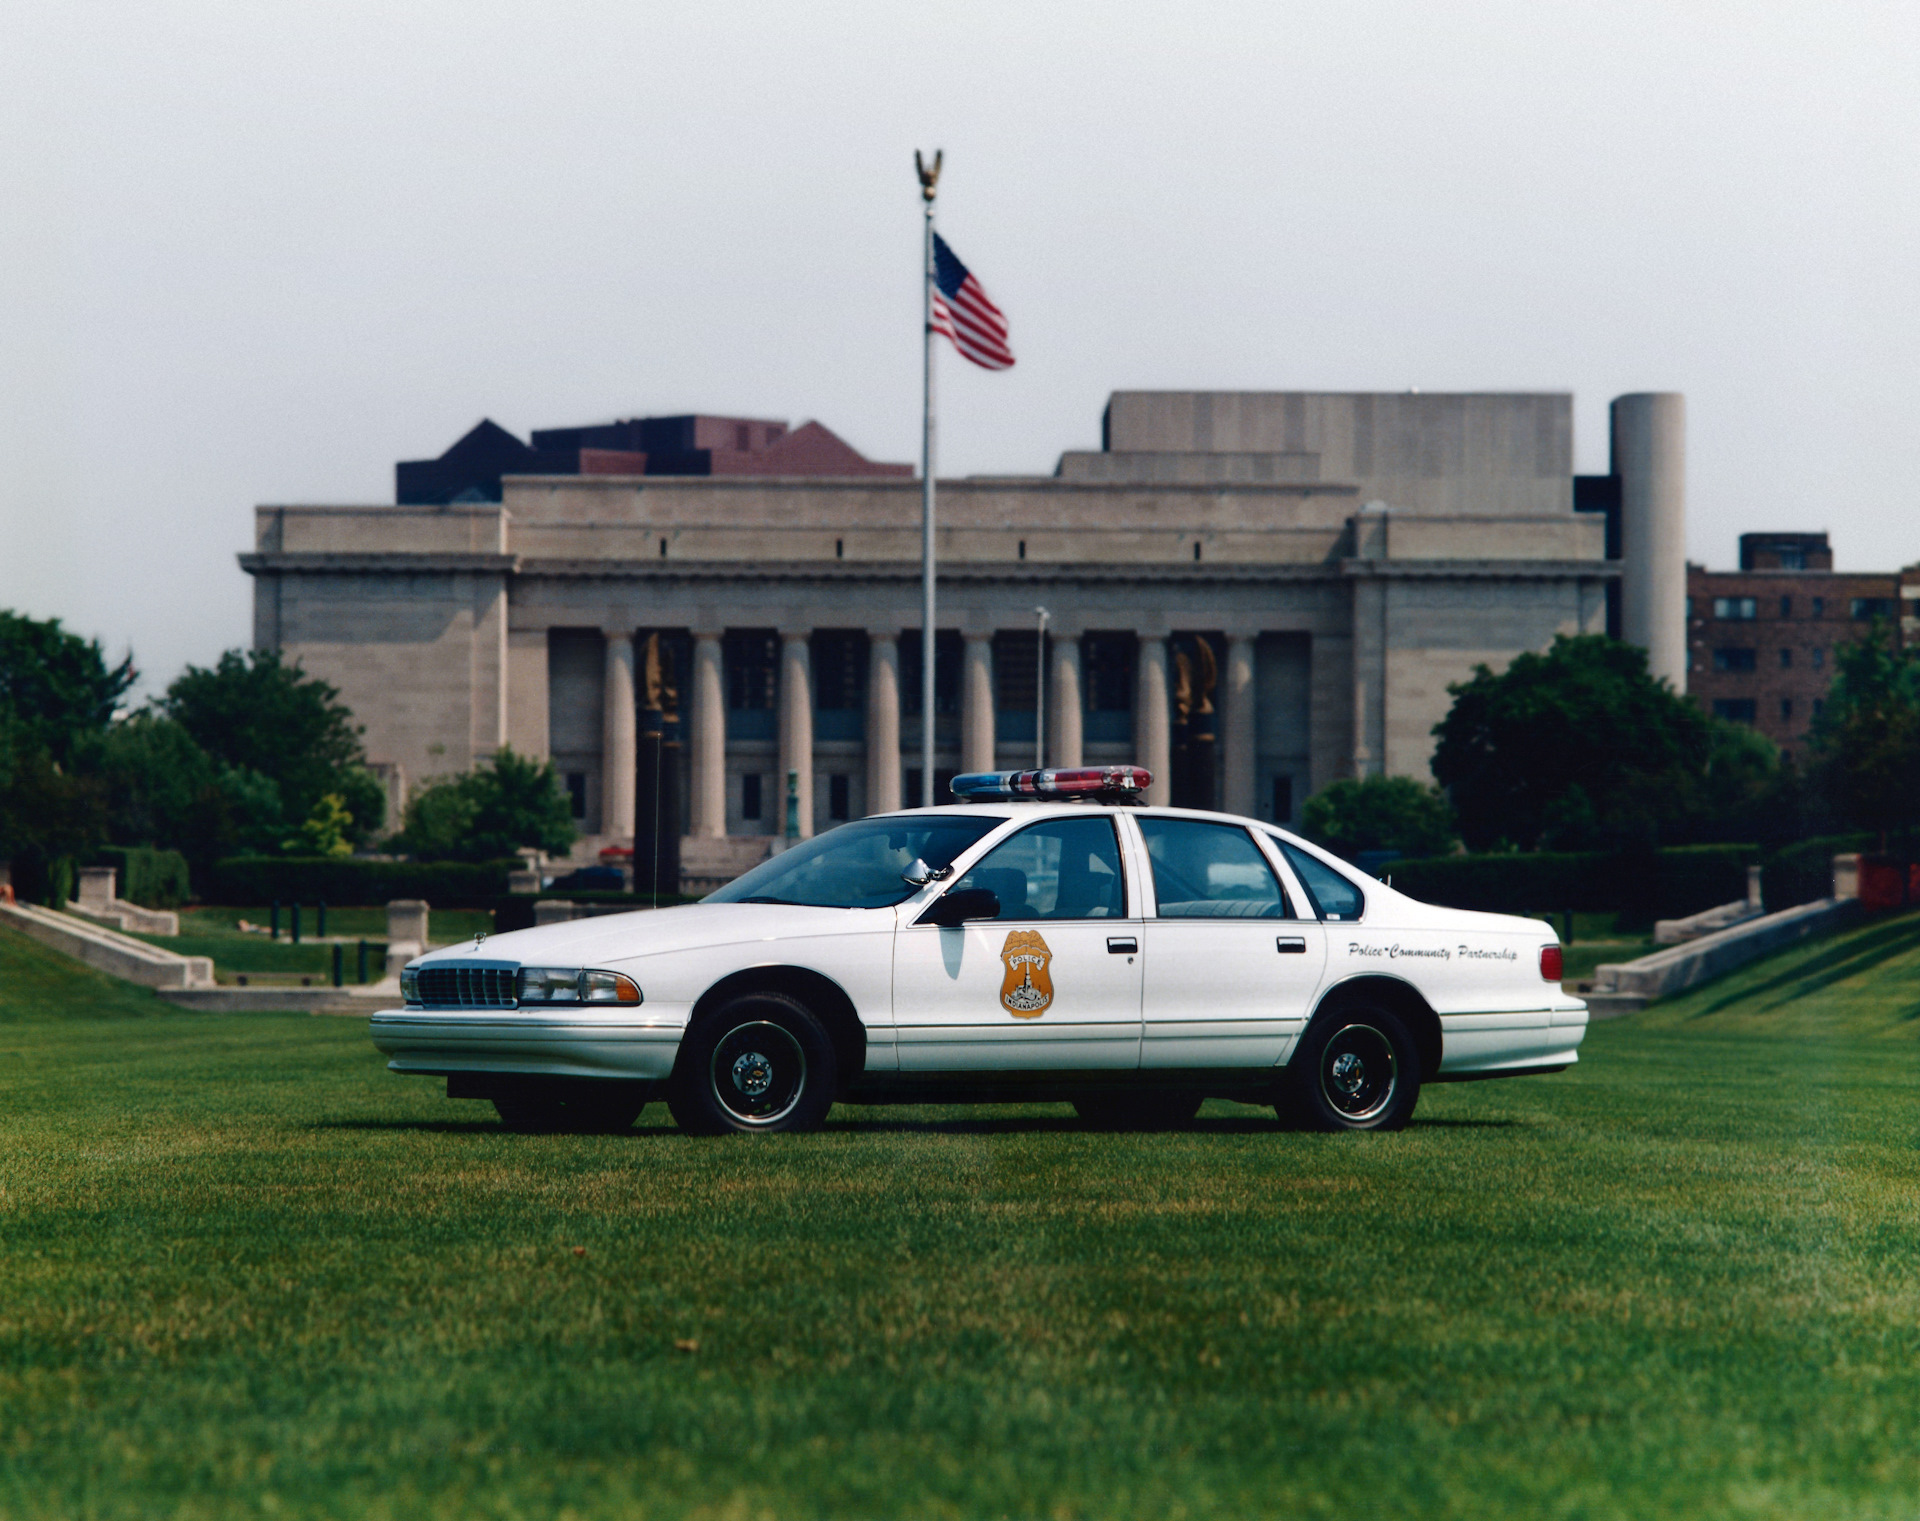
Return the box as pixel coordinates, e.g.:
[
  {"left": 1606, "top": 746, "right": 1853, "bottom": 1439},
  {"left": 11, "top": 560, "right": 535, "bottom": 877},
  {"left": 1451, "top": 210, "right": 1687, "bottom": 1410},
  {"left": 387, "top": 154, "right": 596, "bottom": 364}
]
[
  {"left": 1280, "top": 1004, "right": 1421, "bottom": 1132},
  {"left": 668, "top": 991, "right": 838, "bottom": 1135},
  {"left": 1072, "top": 1089, "right": 1204, "bottom": 1130},
  {"left": 492, "top": 1082, "right": 648, "bottom": 1134}
]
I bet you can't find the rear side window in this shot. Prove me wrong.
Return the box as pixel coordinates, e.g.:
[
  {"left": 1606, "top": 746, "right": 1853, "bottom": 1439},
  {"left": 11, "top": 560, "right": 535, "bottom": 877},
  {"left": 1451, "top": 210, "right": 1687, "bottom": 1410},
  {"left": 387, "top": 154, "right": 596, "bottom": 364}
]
[
  {"left": 1137, "top": 817, "right": 1293, "bottom": 919},
  {"left": 1277, "top": 841, "right": 1366, "bottom": 922}
]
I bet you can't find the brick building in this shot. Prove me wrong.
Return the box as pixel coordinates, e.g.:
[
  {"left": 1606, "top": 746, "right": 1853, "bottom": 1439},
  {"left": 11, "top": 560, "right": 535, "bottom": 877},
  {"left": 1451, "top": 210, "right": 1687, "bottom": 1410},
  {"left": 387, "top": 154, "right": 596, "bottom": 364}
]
[{"left": 1686, "top": 533, "right": 1901, "bottom": 763}]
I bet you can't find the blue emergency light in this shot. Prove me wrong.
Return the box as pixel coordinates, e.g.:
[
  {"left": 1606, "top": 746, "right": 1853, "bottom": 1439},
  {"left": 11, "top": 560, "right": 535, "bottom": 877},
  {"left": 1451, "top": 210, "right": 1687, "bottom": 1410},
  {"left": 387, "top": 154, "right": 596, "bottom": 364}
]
[{"left": 949, "top": 766, "right": 1152, "bottom": 803}]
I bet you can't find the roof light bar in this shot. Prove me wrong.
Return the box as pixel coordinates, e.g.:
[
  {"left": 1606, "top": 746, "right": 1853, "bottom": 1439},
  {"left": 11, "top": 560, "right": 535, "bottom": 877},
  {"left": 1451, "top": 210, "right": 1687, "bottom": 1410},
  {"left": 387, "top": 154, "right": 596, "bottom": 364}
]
[{"left": 949, "top": 767, "right": 1153, "bottom": 802}]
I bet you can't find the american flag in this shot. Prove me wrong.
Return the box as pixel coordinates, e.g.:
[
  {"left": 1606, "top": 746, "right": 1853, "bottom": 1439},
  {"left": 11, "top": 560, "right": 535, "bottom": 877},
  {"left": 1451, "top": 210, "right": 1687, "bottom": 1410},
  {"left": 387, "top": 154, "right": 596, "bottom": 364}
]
[{"left": 930, "top": 232, "right": 1015, "bottom": 371}]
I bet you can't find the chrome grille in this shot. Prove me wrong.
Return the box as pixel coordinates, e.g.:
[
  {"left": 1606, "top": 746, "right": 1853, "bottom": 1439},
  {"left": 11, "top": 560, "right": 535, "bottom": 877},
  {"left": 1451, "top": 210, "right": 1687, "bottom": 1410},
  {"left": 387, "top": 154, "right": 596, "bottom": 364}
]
[{"left": 416, "top": 965, "right": 517, "bottom": 1008}]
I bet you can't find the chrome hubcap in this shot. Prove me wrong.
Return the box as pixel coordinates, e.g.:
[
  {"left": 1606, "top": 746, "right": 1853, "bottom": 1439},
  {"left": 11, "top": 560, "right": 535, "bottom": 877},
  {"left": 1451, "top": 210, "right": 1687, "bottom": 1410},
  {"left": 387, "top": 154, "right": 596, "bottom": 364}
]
[
  {"left": 731, "top": 1051, "right": 774, "bottom": 1097},
  {"left": 1320, "top": 1023, "right": 1396, "bottom": 1123}
]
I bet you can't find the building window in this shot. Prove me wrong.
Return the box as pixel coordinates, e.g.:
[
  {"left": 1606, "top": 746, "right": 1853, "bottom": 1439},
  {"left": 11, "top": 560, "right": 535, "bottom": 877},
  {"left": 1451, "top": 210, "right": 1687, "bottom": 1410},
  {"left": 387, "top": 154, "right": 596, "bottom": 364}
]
[
  {"left": 1776, "top": 549, "right": 1805, "bottom": 570},
  {"left": 829, "top": 773, "right": 850, "bottom": 822},
  {"left": 1812, "top": 597, "right": 1825, "bottom": 617},
  {"left": 993, "top": 630, "right": 1039, "bottom": 715},
  {"left": 1686, "top": 597, "right": 1695, "bottom": 619},
  {"left": 565, "top": 772, "right": 587, "bottom": 819},
  {"left": 726, "top": 630, "right": 779, "bottom": 709},
  {"left": 735, "top": 423, "right": 751, "bottom": 452},
  {"left": 1779, "top": 647, "right": 1793, "bottom": 668},
  {"left": 811, "top": 631, "right": 867, "bottom": 711},
  {"left": 902, "top": 768, "right": 956, "bottom": 805},
  {"left": 1713, "top": 699, "right": 1757, "bottom": 723},
  {"left": 1780, "top": 698, "right": 1794, "bottom": 722},
  {"left": 1712, "top": 647, "right": 1757, "bottom": 672},
  {"left": 899, "top": 630, "right": 962, "bottom": 715},
  {"left": 1083, "top": 633, "right": 1136, "bottom": 712},
  {"left": 1272, "top": 775, "right": 1293, "bottom": 823},
  {"left": 1851, "top": 597, "right": 1894, "bottom": 620},
  {"left": 741, "top": 773, "right": 762, "bottom": 821},
  {"left": 1780, "top": 595, "right": 1792, "bottom": 617},
  {"left": 1811, "top": 647, "right": 1825, "bottom": 670},
  {"left": 1813, "top": 699, "right": 1825, "bottom": 717},
  {"left": 1018, "top": 539, "right": 1026, "bottom": 560},
  {"left": 1713, "top": 597, "right": 1758, "bottom": 620}
]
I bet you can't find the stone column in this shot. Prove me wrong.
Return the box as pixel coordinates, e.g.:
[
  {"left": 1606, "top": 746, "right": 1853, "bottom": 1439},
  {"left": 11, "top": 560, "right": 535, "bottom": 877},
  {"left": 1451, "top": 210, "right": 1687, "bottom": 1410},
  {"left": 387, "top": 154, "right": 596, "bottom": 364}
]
[
  {"left": 1049, "top": 628, "right": 1083, "bottom": 769},
  {"left": 1136, "top": 634, "right": 1172, "bottom": 806},
  {"left": 1222, "top": 634, "right": 1257, "bottom": 817},
  {"left": 779, "top": 630, "right": 814, "bottom": 839},
  {"left": 865, "top": 632, "right": 902, "bottom": 815},
  {"left": 601, "top": 631, "right": 637, "bottom": 841},
  {"left": 688, "top": 631, "right": 726, "bottom": 838},
  {"left": 961, "top": 633, "right": 995, "bottom": 773}
]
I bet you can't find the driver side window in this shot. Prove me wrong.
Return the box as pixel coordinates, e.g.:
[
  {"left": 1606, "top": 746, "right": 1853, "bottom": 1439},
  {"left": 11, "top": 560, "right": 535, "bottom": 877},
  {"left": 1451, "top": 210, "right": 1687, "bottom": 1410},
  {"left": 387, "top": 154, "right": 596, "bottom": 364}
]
[{"left": 948, "top": 816, "right": 1127, "bottom": 920}]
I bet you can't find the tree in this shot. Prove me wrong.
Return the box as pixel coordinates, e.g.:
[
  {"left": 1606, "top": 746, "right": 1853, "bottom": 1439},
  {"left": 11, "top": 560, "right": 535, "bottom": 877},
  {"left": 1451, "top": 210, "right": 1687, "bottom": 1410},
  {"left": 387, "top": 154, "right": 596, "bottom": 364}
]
[
  {"left": 0, "top": 612, "right": 131, "bottom": 901},
  {"left": 163, "top": 650, "right": 384, "bottom": 847},
  {"left": 1430, "top": 634, "right": 1774, "bottom": 852},
  {"left": 1807, "top": 622, "right": 1920, "bottom": 842},
  {"left": 0, "top": 611, "right": 135, "bottom": 768},
  {"left": 391, "top": 749, "right": 575, "bottom": 863},
  {"left": 1302, "top": 775, "right": 1458, "bottom": 860}
]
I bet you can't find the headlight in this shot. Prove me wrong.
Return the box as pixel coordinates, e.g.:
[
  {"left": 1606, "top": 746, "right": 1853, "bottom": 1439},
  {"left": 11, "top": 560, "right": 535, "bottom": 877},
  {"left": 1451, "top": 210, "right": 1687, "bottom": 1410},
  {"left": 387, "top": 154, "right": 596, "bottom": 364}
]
[
  {"left": 518, "top": 966, "right": 583, "bottom": 1003},
  {"left": 399, "top": 967, "right": 421, "bottom": 1004},
  {"left": 517, "top": 967, "right": 642, "bottom": 1006}
]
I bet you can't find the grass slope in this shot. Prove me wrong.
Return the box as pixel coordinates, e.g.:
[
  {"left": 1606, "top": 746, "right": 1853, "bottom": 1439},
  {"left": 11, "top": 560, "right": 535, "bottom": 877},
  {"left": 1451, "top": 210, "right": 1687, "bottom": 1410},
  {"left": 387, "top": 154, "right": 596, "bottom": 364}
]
[{"left": 3, "top": 914, "right": 1920, "bottom": 1519}]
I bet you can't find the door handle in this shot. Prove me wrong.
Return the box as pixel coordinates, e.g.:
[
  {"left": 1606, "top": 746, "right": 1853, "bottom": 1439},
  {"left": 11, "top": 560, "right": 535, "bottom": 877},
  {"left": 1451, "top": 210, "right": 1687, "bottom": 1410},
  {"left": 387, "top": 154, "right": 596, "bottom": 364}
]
[
  {"left": 1107, "top": 937, "right": 1137, "bottom": 955},
  {"left": 1276, "top": 936, "right": 1307, "bottom": 954}
]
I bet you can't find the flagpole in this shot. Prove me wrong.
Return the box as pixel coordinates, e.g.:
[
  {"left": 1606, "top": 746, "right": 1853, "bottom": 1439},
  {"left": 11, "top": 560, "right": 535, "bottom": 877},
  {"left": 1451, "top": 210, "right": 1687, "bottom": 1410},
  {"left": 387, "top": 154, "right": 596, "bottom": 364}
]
[{"left": 916, "top": 150, "right": 941, "bottom": 807}]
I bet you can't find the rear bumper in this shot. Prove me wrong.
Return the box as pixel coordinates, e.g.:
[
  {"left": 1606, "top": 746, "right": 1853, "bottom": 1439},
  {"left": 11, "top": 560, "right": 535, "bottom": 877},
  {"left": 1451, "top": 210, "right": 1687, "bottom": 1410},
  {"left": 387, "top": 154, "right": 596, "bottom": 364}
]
[
  {"left": 369, "top": 1009, "right": 685, "bottom": 1082},
  {"left": 1435, "top": 1000, "right": 1587, "bottom": 1077}
]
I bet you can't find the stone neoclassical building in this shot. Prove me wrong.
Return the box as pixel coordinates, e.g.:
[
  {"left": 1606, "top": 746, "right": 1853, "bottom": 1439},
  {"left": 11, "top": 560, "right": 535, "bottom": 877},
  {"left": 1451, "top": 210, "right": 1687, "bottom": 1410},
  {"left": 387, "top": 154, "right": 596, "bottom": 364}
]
[{"left": 241, "top": 390, "right": 1684, "bottom": 885}]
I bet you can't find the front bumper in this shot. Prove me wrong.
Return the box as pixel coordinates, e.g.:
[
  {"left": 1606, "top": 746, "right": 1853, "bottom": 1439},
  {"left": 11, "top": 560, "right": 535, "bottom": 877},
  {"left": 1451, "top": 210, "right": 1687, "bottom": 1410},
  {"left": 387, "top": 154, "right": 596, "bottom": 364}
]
[{"left": 369, "top": 1007, "right": 686, "bottom": 1081}]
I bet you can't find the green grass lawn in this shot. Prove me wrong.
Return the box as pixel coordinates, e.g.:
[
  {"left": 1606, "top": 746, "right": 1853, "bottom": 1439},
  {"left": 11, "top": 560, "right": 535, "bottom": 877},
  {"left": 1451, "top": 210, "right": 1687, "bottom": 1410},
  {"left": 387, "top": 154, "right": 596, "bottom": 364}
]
[
  {"left": 122, "top": 907, "right": 495, "bottom": 984},
  {"left": 4, "top": 913, "right": 1920, "bottom": 1518}
]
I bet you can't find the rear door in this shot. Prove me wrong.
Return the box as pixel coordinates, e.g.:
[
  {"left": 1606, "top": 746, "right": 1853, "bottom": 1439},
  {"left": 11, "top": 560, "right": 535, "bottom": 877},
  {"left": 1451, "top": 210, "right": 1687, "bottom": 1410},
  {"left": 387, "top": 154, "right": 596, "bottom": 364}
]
[
  {"left": 1129, "top": 814, "right": 1328, "bottom": 1068},
  {"left": 891, "top": 814, "right": 1144, "bottom": 1071}
]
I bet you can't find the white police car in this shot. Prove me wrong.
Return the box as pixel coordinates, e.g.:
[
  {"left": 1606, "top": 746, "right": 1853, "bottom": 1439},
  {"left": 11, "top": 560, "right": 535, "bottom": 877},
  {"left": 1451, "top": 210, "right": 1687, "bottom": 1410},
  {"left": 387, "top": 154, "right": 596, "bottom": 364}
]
[{"left": 371, "top": 767, "right": 1587, "bottom": 1134}]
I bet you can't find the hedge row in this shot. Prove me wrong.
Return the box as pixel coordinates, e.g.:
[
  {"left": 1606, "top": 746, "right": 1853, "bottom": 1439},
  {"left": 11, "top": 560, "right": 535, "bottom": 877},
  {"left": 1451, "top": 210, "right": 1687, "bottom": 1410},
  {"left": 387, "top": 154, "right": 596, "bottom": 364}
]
[
  {"left": 206, "top": 856, "right": 518, "bottom": 907},
  {"left": 491, "top": 891, "right": 700, "bottom": 933},
  {"left": 1386, "top": 845, "right": 1758, "bottom": 925},
  {"left": 93, "top": 847, "right": 192, "bottom": 909},
  {"left": 1760, "top": 834, "right": 1875, "bottom": 913}
]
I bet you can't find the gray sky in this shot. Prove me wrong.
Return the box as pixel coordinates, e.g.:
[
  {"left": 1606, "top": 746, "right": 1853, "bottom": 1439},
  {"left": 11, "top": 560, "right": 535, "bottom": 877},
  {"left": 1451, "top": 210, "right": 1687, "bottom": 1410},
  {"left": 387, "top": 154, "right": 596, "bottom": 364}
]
[{"left": 4, "top": 0, "right": 1915, "bottom": 697}]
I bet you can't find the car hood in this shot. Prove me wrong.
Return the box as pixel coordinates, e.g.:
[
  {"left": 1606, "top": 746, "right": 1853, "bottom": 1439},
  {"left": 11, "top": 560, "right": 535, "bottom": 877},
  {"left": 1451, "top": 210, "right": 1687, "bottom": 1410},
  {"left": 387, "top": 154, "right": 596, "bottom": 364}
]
[{"left": 414, "top": 900, "right": 889, "bottom": 970}]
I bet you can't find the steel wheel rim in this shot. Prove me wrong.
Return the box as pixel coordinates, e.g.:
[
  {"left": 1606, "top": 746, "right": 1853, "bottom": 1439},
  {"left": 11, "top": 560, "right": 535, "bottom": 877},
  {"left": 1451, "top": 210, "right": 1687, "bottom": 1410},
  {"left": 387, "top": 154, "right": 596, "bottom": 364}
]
[
  {"left": 1319, "top": 1022, "right": 1396, "bottom": 1122},
  {"left": 709, "top": 1020, "right": 807, "bottom": 1127}
]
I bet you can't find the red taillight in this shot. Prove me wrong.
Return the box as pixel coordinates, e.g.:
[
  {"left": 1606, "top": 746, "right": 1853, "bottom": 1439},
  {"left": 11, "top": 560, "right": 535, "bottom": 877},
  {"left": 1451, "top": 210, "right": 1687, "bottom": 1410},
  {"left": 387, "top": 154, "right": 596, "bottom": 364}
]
[{"left": 1540, "top": 944, "right": 1563, "bottom": 982}]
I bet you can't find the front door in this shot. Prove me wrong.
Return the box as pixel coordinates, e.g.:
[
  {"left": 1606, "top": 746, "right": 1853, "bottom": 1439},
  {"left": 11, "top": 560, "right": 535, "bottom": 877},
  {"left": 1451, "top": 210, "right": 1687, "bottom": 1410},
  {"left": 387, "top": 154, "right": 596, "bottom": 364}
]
[
  {"left": 892, "top": 814, "right": 1143, "bottom": 1071},
  {"left": 1130, "top": 815, "right": 1328, "bottom": 1068}
]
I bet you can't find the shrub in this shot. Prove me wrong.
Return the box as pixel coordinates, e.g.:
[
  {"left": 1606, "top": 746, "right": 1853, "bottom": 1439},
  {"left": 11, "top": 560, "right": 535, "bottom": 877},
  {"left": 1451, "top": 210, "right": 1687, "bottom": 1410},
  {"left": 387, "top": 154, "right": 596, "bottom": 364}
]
[
  {"left": 1761, "top": 834, "right": 1875, "bottom": 911},
  {"left": 1388, "top": 844, "right": 1758, "bottom": 925},
  {"left": 1302, "top": 776, "right": 1457, "bottom": 860},
  {"left": 95, "top": 846, "right": 192, "bottom": 909},
  {"left": 206, "top": 857, "right": 516, "bottom": 908}
]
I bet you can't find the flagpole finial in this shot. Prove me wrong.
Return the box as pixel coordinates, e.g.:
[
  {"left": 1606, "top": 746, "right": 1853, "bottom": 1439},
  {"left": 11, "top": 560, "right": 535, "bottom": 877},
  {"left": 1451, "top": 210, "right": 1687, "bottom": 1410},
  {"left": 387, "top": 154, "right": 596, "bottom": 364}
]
[{"left": 915, "top": 148, "right": 942, "bottom": 203}]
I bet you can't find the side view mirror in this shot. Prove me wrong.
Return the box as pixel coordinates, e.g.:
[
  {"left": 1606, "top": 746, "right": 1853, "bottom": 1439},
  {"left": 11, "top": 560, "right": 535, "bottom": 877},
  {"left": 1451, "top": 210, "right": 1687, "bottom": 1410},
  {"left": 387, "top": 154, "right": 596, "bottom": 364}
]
[
  {"left": 901, "top": 858, "right": 955, "bottom": 888},
  {"left": 919, "top": 887, "right": 1000, "bottom": 928}
]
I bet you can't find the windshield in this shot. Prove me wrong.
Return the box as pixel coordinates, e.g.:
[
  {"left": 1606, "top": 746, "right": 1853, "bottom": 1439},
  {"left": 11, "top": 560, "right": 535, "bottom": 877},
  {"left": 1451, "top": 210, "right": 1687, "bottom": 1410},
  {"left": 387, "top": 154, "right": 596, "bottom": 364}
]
[{"left": 704, "top": 815, "right": 1005, "bottom": 909}]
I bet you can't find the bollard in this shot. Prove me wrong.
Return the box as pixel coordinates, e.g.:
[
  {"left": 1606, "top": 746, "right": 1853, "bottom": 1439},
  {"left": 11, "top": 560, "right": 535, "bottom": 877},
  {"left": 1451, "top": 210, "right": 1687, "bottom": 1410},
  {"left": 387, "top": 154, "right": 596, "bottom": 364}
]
[
  {"left": 332, "top": 943, "right": 343, "bottom": 988},
  {"left": 318, "top": 900, "right": 328, "bottom": 938},
  {"left": 270, "top": 900, "right": 280, "bottom": 940},
  {"left": 291, "top": 903, "right": 302, "bottom": 945},
  {"left": 357, "top": 939, "right": 368, "bottom": 984}
]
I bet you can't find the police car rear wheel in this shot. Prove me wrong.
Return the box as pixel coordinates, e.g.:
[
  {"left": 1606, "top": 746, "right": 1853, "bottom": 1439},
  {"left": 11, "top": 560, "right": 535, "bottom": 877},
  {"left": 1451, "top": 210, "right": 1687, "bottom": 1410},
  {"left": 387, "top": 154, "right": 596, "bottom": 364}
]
[
  {"left": 669, "top": 992, "right": 838, "bottom": 1136},
  {"left": 1283, "top": 1005, "right": 1420, "bottom": 1132}
]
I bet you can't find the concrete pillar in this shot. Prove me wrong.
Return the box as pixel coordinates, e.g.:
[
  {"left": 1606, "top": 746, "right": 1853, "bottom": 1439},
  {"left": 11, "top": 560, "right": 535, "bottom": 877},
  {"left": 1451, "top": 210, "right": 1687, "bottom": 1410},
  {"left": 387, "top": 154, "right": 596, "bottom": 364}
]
[
  {"left": 865, "top": 632, "right": 902, "bottom": 814},
  {"left": 1136, "top": 635, "right": 1172, "bottom": 806},
  {"left": 1049, "top": 628, "right": 1083, "bottom": 768},
  {"left": 688, "top": 632, "right": 725, "bottom": 838},
  {"left": 1612, "top": 392, "right": 1688, "bottom": 691},
  {"left": 601, "top": 631, "right": 636, "bottom": 842},
  {"left": 1222, "top": 634, "right": 1257, "bottom": 817},
  {"left": 779, "top": 630, "right": 814, "bottom": 839},
  {"left": 961, "top": 633, "right": 995, "bottom": 773}
]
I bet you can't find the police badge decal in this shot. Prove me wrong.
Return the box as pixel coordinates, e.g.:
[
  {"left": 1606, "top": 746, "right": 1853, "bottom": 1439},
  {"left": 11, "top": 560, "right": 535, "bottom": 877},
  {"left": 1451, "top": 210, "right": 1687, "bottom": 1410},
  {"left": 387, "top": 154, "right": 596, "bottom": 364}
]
[{"left": 998, "top": 930, "right": 1054, "bottom": 1017}]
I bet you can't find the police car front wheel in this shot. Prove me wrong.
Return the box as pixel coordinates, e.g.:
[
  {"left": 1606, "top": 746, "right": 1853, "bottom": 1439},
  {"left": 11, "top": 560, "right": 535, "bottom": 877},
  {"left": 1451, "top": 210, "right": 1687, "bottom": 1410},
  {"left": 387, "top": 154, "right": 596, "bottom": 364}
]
[{"left": 669, "top": 992, "right": 839, "bottom": 1136}]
